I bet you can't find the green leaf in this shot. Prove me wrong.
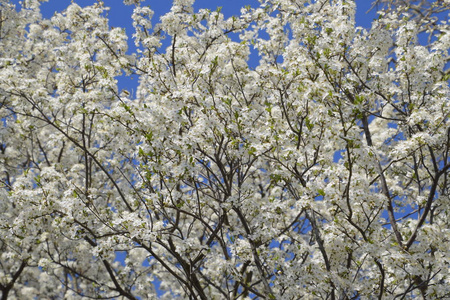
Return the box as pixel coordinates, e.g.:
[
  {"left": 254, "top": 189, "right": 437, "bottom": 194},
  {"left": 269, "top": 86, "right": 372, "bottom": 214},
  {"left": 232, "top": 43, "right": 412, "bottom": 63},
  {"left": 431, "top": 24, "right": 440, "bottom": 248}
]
[{"left": 305, "top": 117, "right": 314, "bottom": 130}]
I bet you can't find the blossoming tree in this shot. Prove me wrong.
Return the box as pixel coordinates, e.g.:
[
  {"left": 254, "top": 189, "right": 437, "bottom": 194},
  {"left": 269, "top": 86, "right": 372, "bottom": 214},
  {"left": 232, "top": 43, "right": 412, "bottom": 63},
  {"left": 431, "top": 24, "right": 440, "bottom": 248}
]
[{"left": 0, "top": 0, "right": 449, "bottom": 298}]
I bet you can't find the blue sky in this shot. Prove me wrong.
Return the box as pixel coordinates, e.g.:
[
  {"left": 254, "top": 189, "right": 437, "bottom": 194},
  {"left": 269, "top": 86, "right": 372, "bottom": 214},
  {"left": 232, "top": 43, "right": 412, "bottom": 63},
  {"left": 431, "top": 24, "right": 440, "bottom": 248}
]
[
  {"left": 13, "top": 0, "right": 378, "bottom": 44},
  {"left": 14, "top": 0, "right": 378, "bottom": 26},
  {"left": 10, "top": 0, "right": 378, "bottom": 92}
]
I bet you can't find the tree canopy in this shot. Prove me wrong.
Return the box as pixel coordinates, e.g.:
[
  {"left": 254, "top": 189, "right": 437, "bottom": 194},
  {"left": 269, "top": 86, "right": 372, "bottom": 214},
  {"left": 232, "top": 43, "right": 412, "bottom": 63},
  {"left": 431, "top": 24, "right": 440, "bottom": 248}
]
[{"left": 0, "top": 0, "right": 449, "bottom": 299}]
